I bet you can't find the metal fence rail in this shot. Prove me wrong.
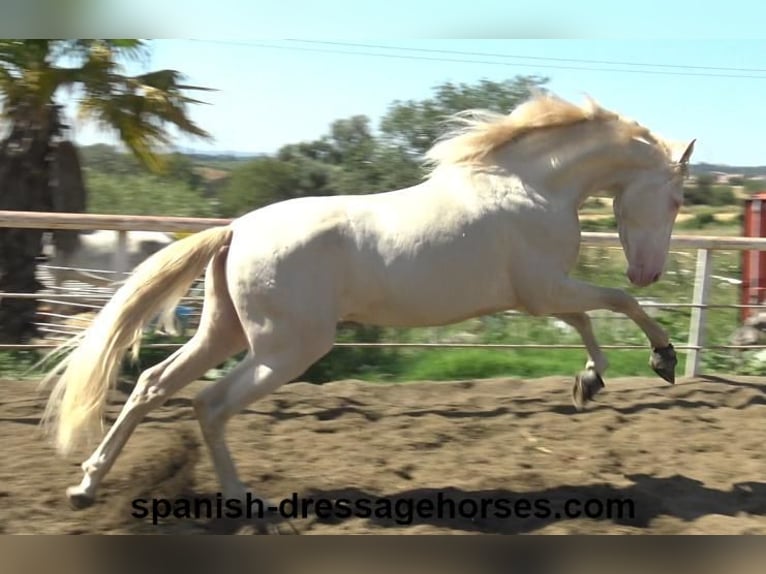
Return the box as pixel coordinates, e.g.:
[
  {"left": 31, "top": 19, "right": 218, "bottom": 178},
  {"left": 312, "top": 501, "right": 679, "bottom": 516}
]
[{"left": 1, "top": 210, "right": 765, "bottom": 377}]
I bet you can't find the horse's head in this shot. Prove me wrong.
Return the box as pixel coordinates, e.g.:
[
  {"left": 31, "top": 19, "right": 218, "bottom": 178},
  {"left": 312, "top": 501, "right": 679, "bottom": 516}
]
[{"left": 613, "top": 139, "right": 695, "bottom": 287}]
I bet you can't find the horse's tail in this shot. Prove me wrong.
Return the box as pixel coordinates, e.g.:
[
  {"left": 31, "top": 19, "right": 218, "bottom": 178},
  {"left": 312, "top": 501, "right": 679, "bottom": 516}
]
[{"left": 40, "top": 225, "right": 233, "bottom": 456}]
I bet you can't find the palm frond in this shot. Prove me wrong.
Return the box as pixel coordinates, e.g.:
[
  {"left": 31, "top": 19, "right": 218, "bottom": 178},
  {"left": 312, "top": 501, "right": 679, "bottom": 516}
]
[{"left": 0, "top": 39, "right": 213, "bottom": 171}]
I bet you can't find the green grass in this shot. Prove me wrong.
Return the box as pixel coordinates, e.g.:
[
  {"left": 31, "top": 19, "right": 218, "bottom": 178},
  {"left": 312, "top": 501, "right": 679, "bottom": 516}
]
[
  {"left": 0, "top": 350, "right": 44, "bottom": 379},
  {"left": 369, "top": 348, "right": 681, "bottom": 382}
]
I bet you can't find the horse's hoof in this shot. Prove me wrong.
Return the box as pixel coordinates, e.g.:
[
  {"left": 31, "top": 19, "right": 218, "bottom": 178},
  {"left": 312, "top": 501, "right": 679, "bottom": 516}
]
[
  {"left": 66, "top": 487, "right": 95, "bottom": 510},
  {"left": 269, "top": 520, "right": 300, "bottom": 535},
  {"left": 572, "top": 369, "right": 604, "bottom": 411},
  {"left": 650, "top": 343, "right": 677, "bottom": 384}
]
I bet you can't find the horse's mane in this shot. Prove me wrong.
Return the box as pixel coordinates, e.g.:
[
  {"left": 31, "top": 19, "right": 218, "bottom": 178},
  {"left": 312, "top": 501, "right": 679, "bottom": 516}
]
[{"left": 424, "top": 92, "right": 671, "bottom": 172}]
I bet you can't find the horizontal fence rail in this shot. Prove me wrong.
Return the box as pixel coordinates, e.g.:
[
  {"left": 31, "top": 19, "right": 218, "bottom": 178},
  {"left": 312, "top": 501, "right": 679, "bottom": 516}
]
[
  {"left": 0, "top": 211, "right": 232, "bottom": 232},
  {"left": 1, "top": 210, "right": 765, "bottom": 378},
  {"left": 1, "top": 209, "right": 765, "bottom": 248}
]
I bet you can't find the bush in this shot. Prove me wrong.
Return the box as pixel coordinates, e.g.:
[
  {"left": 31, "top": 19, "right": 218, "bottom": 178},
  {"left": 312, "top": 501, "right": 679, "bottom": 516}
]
[
  {"left": 299, "top": 324, "right": 402, "bottom": 383},
  {"left": 580, "top": 216, "right": 616, "bottom": 231},
  {"left": 0, "top": 350, "right": 43, "bottom": 378},
  {"left": 681, "top": 212, "right": 717, "bottom": 229},
  {"left": 581, "top": 198, "right": 605, "bottom": 210},
  {"left": 743, "top": 179, "right": 766, "bottom": 194},
  {"left": 684, "top": 184, "right": 737, "bottom": 206}
]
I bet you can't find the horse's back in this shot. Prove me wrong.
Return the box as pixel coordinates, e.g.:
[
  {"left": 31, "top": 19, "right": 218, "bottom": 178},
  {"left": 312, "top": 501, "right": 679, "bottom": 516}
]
[{"left": 226, "top": 186, "right": 519, "bottom": 327}]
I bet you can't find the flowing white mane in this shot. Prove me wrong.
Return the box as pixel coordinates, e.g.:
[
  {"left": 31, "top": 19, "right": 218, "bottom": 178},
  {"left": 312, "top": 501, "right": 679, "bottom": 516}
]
[{"left": 424, "top": 92, "right": 672, "bottom": 173}]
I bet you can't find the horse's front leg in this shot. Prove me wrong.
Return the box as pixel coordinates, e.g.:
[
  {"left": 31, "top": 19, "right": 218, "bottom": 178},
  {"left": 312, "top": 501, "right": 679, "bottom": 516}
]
[
  {"left": 553, "top": 313, "right": 608, "bottom": 410},
  {"left": 533, "top": 278, "right": 677, "bottom": 407}
]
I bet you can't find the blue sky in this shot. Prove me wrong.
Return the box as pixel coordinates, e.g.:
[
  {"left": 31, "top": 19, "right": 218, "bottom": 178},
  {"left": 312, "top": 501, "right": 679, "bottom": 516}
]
[
  {"left": 102, "top": 0, "right": 766, "bottom": 40},
  {"left": 69, "top": 38, "right": 766, "bottom": 166}
]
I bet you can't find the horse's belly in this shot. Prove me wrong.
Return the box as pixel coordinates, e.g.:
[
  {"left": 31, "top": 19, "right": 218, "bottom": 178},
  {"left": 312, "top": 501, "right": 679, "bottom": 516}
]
[{"left": 341, "top": 270, "right": 516, "bottom": 327}]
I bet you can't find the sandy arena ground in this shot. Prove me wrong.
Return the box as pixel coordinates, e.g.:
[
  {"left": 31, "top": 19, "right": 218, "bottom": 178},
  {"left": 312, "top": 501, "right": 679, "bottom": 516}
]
[{"left": 1, "top": 373, "right": 765, "bottom": 534}]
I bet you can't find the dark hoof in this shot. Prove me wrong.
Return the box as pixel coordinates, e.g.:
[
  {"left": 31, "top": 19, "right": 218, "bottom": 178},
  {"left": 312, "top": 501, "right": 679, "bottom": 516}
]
[
  {"left": 572, "top": 369, "right": 605, "bottom": 411},
  {"left": 67, "top": 488, "right": 95, "bottom": 510},
  {"left": 650, "top": 343, "right": 677, "bottom": 384}
]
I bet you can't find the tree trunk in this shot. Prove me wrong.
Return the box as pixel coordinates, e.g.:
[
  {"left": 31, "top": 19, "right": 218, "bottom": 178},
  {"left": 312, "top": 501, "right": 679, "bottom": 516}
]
[
  {"left": 0, "top": 104, "right": 63, "bottom": 343},
  {"left": 51, "top": 139, "right": 86, "bottom": 256}
]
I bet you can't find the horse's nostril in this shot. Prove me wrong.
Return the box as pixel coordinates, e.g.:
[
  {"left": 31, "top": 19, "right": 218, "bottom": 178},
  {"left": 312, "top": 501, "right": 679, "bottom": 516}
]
[{"left": 652, "top": 272, "right": 661, "bottom": 283}]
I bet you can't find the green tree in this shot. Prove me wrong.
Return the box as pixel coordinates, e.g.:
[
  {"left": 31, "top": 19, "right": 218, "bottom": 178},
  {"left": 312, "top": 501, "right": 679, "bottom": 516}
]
[
  {"left": 684, "top": 173, "right": 737, "bottom": 206},
  {"left": 324, "top": 115, "right": 388, "bottom": 195},
  {"left": 278, "top": 115, "right": 422, "bottom": 196},
  {"left": 696, "top": 173, "right": 716, "bottom": 192},
  {"left": 162, "top": 152, "right": 204, "bottom": 190},
  {"left": 78, "top": 143, "right": 142, "bottom": 175},
  {"left": 380, "top": 76, "right": 549, "bottom": 158},
  {"left": 276, "top": 141, "right": 337, "bottom": 196},
  {"left": 85, "top": 171, "right": 215, "bottom": 217},
  {"left": 0, "top": 39, "right": 211, "bottom": 342},
  {"left": 219, "top": 156, "right": 306, "bottom": 216}
]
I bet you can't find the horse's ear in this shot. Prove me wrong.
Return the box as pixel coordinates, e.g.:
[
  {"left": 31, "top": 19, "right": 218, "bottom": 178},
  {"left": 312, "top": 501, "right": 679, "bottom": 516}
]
[
  {"left": 672, "top": 138, "right": 695, "bottom": 177},
  {"left": 678, "top": 139, "right": 696, "bottom": 166}
]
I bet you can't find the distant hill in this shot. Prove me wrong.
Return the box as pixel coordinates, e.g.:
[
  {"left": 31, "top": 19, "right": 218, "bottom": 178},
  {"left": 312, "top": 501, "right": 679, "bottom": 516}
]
[
  {"left": 690, "top": 163, "right": 766, "bottom": 179},
  {"left": 171, "top": 146, "right": 262, "bottom": 159}
]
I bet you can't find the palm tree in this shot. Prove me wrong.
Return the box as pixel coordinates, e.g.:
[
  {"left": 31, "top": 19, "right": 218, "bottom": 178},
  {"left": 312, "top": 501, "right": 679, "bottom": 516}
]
[{"left": 0, "top": 39, "right": 212, "bottom": 343}]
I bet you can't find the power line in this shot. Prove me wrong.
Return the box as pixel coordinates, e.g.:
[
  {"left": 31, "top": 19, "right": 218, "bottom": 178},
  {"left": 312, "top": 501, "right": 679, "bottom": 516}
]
[
  {"left": 287, "top": 39, "right": 766, "bottom": 74},
  {"left": 188, "top": 39, "right": 766, "bottom": 80}
]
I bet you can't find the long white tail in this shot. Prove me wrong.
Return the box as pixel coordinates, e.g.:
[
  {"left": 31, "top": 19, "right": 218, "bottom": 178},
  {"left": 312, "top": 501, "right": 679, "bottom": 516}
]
[{"left": 40, "top": 225, "right": 233, "bottom": 456}]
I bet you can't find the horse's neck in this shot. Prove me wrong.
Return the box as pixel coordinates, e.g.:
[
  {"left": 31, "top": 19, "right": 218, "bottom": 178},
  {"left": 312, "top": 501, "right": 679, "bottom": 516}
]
[{"left": 493, "top": 123, "right": 658, "bottom": 206}]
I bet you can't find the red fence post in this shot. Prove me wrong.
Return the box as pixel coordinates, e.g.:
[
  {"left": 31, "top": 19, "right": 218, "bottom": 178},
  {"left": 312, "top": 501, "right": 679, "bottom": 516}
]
[{"left": 741, "top": 193, "right": 766, "bottom": 323}]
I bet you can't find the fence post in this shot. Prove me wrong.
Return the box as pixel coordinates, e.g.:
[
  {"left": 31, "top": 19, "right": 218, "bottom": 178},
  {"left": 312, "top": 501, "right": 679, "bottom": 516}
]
[
  {"left": 684, "top": 248, "right": 713, "bottom": 378},
  {"left": 112, "top": 230, "right": 128, "bottom": 281}
]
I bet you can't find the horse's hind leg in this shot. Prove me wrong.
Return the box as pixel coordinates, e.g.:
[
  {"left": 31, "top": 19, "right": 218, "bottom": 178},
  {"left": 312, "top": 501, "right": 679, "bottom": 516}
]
[
  {"left": 192, "top": 322, "right": 336, "bottom": 501},
  {"left": 554, "top": 313, "right": 608, "bottom": 410},
  {"left": 65, "top": 252, "right": 247, "bottom": 509}
]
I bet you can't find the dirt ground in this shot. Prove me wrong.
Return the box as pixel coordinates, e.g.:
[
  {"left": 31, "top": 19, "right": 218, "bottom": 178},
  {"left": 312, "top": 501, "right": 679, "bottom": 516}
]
[{"left": 1, "top": 373, "right": 765, "bottom": 534}]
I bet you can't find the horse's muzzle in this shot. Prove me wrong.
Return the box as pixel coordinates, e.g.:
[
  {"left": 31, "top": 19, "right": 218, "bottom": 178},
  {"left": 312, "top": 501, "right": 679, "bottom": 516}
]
[{"left": 627, "top": 267, "right": 661, "bottom": 287}]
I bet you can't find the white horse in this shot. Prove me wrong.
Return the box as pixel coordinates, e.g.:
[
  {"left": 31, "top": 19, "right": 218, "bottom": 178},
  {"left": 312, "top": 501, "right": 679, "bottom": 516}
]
[
  {"left": 39, "top": 93, "right": 695, "bottom": 510},
  {"left": 42, "top": 230, "right": 175, "bottom": 288},
  {"left": 41, "top": 230, "right": 182, "bottom": 334}
]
